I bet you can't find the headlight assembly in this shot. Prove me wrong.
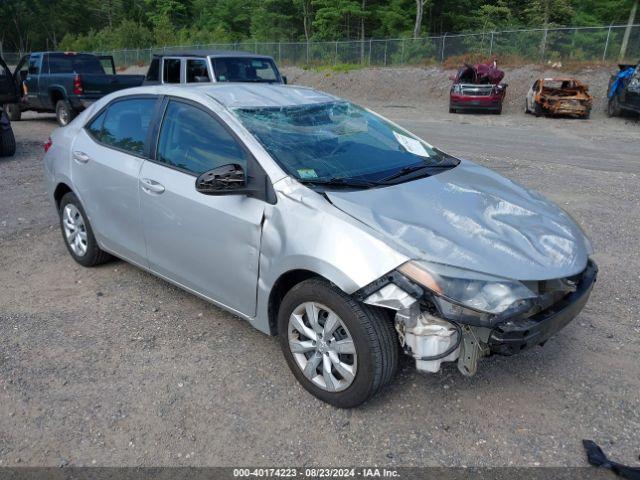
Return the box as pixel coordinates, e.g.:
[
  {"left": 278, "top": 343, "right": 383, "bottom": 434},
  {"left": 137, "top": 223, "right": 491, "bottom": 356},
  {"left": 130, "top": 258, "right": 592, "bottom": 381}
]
[{"left": 398, "top": 260, "right": 538, "bottom": 317}]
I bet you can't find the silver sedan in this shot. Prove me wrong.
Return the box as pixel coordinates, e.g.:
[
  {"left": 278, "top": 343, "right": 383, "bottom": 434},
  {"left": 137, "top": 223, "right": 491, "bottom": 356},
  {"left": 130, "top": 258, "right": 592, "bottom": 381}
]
[{"left": 43, "top": 83, "right": 596, "bottom": 407}]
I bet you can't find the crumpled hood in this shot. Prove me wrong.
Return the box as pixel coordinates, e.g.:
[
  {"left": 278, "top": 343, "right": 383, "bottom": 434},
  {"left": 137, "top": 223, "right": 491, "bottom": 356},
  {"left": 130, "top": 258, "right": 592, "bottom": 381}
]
[{"left": 326, "top": 160, "right": 591, "bottom": 281}]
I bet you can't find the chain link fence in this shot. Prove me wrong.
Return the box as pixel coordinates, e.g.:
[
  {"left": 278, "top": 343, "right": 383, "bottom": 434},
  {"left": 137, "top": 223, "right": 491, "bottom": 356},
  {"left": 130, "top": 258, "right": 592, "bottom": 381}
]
[{"left": 2, "top": 24, "right": 638, "bottom": 69}]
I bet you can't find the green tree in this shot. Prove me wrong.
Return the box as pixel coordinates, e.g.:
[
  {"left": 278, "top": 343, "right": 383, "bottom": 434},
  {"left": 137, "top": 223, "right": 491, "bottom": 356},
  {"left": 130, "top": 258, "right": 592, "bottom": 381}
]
[
  {"left": 251, "top": 0, "right": 302, "bottom": 40},
  {"left": 311, "top": 0, "right": 366, "bottom": 40}
]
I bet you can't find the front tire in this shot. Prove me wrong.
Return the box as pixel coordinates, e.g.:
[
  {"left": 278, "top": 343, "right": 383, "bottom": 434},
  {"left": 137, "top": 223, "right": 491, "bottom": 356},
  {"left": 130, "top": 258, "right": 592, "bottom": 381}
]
[
  {"left": 56, "top": 99, "right": 77, "bottom": 126},
  {"left": 278, "top": 278, "right": 398, "bottom": 408},
  {"left": 59, "top": 192, "right": 112, "bottom": 267},
  {"left": 0, "top": 120, "right": 15, "bottom": 157},
  {"left": 534, "top": 103, "right": 543, "bottom": 117}
]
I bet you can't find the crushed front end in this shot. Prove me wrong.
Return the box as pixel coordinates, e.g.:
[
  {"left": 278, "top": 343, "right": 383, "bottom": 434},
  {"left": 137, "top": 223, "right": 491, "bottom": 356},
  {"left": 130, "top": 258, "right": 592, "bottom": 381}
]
[
  {"left": 357, "top": 260, "right": 597, "bottom": 376},
  {"left": 449, "top": 62, "right": 507, "bottom": 113}
]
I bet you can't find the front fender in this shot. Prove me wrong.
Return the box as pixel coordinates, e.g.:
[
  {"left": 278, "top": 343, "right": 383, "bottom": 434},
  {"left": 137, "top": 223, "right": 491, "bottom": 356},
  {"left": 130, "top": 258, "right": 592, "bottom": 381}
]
[{"left": 251, "top": 181, "right": 408, "bottom": 335}]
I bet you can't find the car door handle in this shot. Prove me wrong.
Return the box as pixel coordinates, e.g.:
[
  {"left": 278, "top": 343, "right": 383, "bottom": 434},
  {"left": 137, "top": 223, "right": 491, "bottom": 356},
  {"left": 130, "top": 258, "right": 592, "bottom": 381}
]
[
  {"left": 140, "top": 178, "right": 165, "bottom": 194},
  {"left": 72, "top": 151, "right": 90, "bottom": 163}
]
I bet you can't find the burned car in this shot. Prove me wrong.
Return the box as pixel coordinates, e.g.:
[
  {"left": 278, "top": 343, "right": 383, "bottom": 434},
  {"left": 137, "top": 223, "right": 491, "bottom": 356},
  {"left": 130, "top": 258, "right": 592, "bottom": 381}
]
[
  {"left": 607, "top": 62, "right": 640, "bottom": 117},
  {"left": 449, "top": 61, "right": 507, "bottom": 114},
  {"left": 44, "top": 84, "right": 596, "bottom": 408},
  {"left": 525, "top": 78, "right": 593, "bottom": 118}
]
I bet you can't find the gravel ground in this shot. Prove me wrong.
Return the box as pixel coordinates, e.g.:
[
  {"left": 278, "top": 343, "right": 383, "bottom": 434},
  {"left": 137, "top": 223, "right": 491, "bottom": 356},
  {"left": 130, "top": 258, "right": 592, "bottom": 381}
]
[{"left": 1, "top": 68, "right": 639, "bottom": 468}]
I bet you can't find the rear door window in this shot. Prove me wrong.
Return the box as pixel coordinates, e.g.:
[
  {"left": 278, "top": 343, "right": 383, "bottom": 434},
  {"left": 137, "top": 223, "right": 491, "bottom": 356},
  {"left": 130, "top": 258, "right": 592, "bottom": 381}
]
[
  {"left": 163, "top": 59, "right": 181, "bottom": 83},
  {"left": 186, "top": 59, "right": 209, "bottom": 83},
  {"left": 156, "top": 100, "right": 248, "bottom": 174},
  {"left": 88, "top": 98, "right": 157, "bottom": 156}
]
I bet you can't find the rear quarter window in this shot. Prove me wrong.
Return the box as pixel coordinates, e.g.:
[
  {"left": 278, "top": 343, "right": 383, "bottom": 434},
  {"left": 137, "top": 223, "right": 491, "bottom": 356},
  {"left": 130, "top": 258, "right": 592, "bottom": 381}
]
[{"left": 87, "top": 98, "right": 157, "bottom": 156}]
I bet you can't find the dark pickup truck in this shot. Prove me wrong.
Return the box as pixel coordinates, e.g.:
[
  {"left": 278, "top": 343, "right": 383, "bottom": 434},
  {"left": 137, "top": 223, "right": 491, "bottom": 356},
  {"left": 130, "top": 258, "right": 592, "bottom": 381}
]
[{"left": 2, "top": 52, "right": 145, "bottom": 126}]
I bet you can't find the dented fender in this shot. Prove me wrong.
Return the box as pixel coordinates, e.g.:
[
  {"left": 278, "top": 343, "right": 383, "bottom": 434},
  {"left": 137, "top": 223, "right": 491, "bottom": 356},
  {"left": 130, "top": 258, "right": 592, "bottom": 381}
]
[{"left": 251, "top": 177, "right": 409, "bottom": 335}]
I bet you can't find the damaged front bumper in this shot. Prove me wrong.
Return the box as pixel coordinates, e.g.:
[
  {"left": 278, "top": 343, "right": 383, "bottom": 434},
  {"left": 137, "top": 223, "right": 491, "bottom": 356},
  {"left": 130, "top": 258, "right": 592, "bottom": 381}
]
[{"left": 359, "top": 260, "right": 597, "bottom": 376}]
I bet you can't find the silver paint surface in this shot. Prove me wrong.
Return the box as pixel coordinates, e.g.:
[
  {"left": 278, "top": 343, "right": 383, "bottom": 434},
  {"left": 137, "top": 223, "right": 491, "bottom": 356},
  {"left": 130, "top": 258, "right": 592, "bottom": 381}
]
[
  {"left": 44, "top": 83, "right": 592, "bottom": 339},
  {"left": 327, "top": 160, "right": 591, "bottom": 281}
]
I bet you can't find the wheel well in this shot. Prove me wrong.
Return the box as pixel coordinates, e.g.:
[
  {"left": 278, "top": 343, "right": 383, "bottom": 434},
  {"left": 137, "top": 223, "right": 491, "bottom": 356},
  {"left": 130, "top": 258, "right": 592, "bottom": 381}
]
[
  {"left": 268, "top": 269, "right": 320, "bottom": 336},
  {"left": 53, "top": 183, "right": 72, "bottom": 209},
  {"left": 50, "top": 89, "right": 65, "bottom": 107}
]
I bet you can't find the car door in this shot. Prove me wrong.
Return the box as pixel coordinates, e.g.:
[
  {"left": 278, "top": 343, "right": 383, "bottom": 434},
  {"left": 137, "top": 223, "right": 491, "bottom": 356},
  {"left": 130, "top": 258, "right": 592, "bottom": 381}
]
[
  {"left": 71, "top": 96, "right": 159, "bottom": 265},
  {"left": 24, "top": 54, "right": 42, "bottom": 109},
  {"left": 13, "top": 55, "right": 29, "bottom": 101},
  {"left": 139, "top": 98, "right": 265, "bottom": 317},
  {"left": 0, "top": 57, "right": 19, "bottom": 104}
]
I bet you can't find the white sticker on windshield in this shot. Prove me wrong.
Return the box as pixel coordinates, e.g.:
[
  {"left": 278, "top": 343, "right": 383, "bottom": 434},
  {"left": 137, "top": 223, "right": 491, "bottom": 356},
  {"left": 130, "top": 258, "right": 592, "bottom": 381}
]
[
  {"left": 393, "top": 131, "right": 430, "bottom": 157},
  {"left": 297, "top": 168, "right": 318, "bottom": 179}
]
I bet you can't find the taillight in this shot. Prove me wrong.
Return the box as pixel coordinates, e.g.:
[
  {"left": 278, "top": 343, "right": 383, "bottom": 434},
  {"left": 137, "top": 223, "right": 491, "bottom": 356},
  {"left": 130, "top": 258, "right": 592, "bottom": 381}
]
[
  {"left": 73, "top": 74, "right": 84, "bottom": 95},
  {"left": 44, "top": 137, "right": 52, "bottom": 153}
]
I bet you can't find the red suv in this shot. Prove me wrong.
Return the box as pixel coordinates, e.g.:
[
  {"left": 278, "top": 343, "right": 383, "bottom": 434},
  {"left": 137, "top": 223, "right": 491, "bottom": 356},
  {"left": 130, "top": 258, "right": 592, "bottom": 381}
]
[{"left": 449, "top": 62, "right": 507, "bottom": 114}]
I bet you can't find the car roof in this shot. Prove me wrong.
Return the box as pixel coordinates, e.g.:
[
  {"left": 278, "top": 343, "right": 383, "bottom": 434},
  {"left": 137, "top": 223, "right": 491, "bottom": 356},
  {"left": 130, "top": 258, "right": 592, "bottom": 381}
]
[
  {"left": 103, "top": 84, "right": 341, "bottom": 115},
  {"left": 152, "top": 50, "right": 274, "bottom": 60},
  {"left": 134, "top": 83, "right": 339, "bottom": 109},
  {"left": 202, "top": 84, "right": 340, "bottom": 109}
]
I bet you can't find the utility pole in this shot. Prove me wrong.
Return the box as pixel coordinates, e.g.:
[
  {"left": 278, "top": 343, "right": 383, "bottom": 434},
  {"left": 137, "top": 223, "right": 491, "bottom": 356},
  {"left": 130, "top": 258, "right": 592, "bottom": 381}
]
[{"left": 619, "top": 0, "right": 638, "bottom": 61}]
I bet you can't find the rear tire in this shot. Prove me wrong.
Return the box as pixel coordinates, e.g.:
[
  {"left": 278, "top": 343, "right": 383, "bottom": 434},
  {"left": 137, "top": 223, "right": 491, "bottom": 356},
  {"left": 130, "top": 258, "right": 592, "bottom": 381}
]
[
  {"left": 56, "top": 99, "right": 77, "bottom": 126},
  {"left": 278, "top": 278, "right": 398, "bottom": 408},
  {"left": 449, "top": 106, "right": 456, "bottom": 114},
  {"left": 4, "top": 103, "right": 21, "bottom": 121},
  {"left": 59, "top": 192, "right": 113, "bottom": 267},
  {"left": 0, "top": 124, "right": 16, "bottom": 157}
]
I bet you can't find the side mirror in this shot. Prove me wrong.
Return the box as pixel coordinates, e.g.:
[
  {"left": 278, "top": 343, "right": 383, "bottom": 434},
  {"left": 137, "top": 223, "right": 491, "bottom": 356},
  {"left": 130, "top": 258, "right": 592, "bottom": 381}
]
[
  {"left": 196, "top": 164, "right": 246, "bottom": 195},
  {"left": 195, "top": 75, "right": 210, "bottom": 83},
  {"left": 282, "top": 75, "right": 288, "bottom": 85}
]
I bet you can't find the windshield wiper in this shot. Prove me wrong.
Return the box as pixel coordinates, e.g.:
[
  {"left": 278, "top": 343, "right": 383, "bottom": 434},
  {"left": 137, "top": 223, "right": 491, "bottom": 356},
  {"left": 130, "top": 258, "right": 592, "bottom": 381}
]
[
  {"left": 298, "top": 177, "right": 378, "bottom": 189},
  {"left": 379, "top": 163, "right": 451, "bottom": 183}
]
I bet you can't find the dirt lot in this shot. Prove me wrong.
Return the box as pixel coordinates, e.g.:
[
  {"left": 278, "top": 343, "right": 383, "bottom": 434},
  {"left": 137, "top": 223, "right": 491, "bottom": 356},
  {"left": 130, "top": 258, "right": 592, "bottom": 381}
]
[{"left": 1, "top": 66, "right": 639, "bottom": 468}]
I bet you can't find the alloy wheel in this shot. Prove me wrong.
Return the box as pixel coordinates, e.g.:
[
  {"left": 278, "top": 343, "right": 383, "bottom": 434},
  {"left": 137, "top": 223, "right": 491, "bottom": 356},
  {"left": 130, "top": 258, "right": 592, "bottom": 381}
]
[
  {"left": 62, "top": 204, "right": 88, "bottom": 256},
  {"left": 288, "top": 302, "right": 357, "bottom": 392},
  {"left": 58, "top": 106, "right": 69, "bottom": 126}
]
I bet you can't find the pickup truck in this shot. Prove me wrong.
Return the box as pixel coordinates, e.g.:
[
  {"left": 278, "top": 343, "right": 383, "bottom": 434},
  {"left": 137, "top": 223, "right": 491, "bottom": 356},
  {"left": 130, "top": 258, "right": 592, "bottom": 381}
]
[
  {"left": 3, "top": 52, "right": 145, "bottom": 126},
  {"left": 143, "top": 50, "right": 287, "bottom": 85}
]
